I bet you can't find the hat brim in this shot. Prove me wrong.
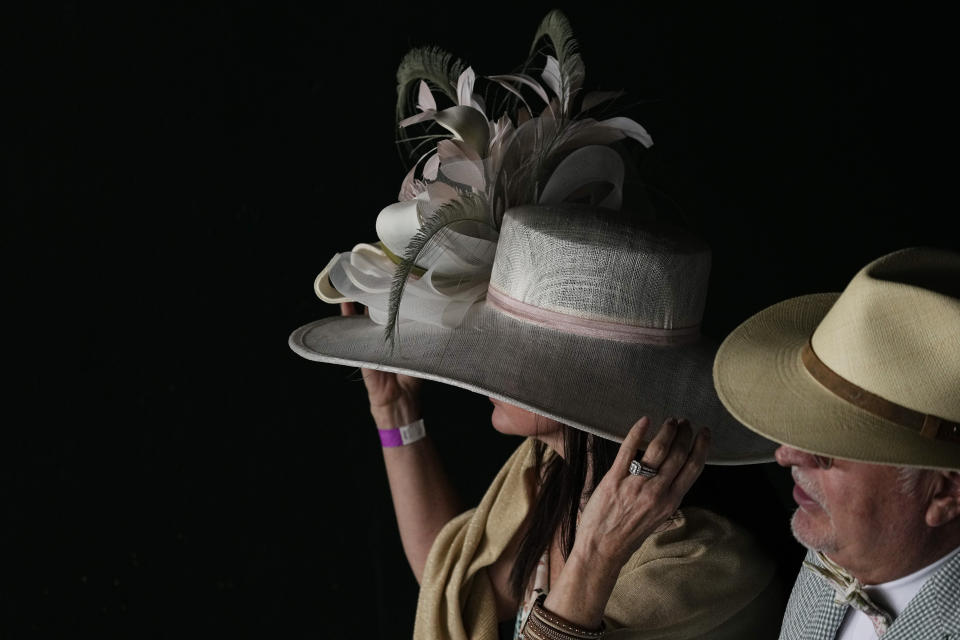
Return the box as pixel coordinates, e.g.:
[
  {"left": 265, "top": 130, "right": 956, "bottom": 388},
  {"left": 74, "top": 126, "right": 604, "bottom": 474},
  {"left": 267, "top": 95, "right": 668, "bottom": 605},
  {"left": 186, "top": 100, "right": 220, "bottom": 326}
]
[
  {"left": 713, "top": 293, "right": 960, "bottom": 469},
  {"left": 290, "top": 303, "right": 777, "bottom": 465}
]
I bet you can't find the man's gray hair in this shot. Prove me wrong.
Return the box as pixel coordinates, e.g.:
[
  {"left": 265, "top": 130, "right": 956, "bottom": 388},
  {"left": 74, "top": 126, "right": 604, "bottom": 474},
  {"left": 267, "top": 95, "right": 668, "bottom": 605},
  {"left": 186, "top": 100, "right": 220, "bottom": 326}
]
[{"left": 898, "top": 466, "right": 925, "bottom": 496}]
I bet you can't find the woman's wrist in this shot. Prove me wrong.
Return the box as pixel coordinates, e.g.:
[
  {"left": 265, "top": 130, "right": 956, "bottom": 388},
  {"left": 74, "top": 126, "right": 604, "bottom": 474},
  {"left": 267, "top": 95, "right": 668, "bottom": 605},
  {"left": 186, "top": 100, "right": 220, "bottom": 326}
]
[
  {"left": 523, "top": 593, "right": 606, "bottom": 639},
  {"left": 543, "top": 547, "right": 621, "bottom": 630},
  {"left": 568, "top": 532, "right": 632, "bottom": 573},
  {"left": 370, "top": 400, "right": 421, "bottom": 430},
  {"left": 378, "top": 418, "right": 427, "bottom": 447}
]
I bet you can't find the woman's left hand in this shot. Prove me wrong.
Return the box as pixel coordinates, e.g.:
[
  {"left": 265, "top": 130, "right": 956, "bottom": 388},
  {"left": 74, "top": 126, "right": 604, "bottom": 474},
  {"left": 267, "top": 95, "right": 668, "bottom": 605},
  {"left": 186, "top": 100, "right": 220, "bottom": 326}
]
[
  {"left": 574, "top": 416, "right": 710, "bottom": 567},
  {"left": 540, "top": 416, "right": 710, "bottom": 630}
]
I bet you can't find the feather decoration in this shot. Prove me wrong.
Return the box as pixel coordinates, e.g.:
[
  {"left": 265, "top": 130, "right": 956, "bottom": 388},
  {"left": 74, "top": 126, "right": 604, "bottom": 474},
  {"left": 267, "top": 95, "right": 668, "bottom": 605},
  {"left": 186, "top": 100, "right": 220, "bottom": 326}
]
[
  {"left": 384, "top": 191, "right": 495, "bottom": 344},
  {"left": 488, "top": 110, "right": 559, "bottom": 225},
  {"left": 395, "top": 46, "right": 466, "bottom": 124},
  {"left": 527, "top": 10, "right": 584, "bottom": 119},
  {"left": 371, "top": 11, "right": 653, "bottom": 334}
]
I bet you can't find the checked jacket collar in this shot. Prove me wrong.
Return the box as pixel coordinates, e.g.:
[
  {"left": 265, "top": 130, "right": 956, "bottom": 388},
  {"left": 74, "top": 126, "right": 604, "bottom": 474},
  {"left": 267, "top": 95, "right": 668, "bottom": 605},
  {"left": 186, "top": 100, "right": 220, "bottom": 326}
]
[{"left": 779, "top": 549, "right": 960, "bottom": 640}]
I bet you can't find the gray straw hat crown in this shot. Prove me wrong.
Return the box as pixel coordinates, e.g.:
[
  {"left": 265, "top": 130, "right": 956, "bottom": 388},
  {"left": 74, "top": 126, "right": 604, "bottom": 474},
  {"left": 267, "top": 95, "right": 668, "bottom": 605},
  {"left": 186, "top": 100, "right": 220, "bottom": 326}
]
[
  {"left": 291, "top": 204, "right": 777, "bottom": 464},
  {"left": 713, "top": 246, "right": 960, "bottom": 469},
  {"left": 490, "top": 206, "right": 711, "bottom": 331}
]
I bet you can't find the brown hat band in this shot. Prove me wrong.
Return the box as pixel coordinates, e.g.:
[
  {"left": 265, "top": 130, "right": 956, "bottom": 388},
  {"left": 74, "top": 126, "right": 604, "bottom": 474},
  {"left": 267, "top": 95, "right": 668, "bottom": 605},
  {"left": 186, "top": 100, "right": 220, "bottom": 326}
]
[{"left": 801, "top": 341, "right": 960, "bottom": 445}]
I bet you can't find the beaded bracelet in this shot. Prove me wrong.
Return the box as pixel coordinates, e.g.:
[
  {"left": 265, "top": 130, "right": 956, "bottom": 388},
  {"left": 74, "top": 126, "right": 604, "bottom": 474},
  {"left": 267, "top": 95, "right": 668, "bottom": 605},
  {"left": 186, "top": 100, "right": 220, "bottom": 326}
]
[{"left": 520, "top": 593, "right": 606, "bottom": 640}]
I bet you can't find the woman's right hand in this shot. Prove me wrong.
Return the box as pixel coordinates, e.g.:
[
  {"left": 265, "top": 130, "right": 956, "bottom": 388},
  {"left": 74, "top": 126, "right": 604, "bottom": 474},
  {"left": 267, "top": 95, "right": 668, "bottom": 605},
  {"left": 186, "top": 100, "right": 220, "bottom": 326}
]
[
  {"left": 340, "top": 302, "right": 423, "bottom": 428},
  {"left": 339, "top": 303, "right": 459, "bottom": 582}
]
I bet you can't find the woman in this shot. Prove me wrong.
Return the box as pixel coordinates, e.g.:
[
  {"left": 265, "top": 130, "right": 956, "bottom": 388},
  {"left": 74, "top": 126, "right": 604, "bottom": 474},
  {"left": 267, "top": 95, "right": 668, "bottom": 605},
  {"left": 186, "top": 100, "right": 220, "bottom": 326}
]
[
  {"left": 344, "top": 313, "right": 779, "bottom": 638},
  {"left": 291, "top": 203, "right": 784, "bottom": 639},
  {"left": 290, "top": 12, "right": 783, "bottom": 637}
]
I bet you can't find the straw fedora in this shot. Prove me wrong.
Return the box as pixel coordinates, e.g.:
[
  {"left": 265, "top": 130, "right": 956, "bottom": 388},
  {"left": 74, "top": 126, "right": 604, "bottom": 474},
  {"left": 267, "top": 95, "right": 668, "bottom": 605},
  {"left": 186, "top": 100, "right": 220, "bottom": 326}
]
[
  {"left": 713, "top": 247, "right": 960, "bottom": 470},
  {"left": 290, "top": 203, "right": 777, "bottom": 464}
]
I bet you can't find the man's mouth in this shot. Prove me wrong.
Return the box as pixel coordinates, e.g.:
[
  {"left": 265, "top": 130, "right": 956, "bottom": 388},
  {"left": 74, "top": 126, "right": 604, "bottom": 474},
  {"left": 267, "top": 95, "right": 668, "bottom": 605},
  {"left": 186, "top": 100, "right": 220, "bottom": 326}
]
[
  {"left": 792, "top": 483, "right": 821, "bottom": 510},
  {"left": 791, "top": 471, "right": 823, "bottom": 511}
]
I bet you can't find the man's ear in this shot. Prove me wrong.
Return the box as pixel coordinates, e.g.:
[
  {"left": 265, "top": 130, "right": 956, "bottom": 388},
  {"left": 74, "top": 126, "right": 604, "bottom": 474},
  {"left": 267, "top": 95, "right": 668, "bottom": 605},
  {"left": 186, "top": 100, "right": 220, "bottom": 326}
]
[{"left": 926, "top": 471, "right": 960, "bottom": 527}]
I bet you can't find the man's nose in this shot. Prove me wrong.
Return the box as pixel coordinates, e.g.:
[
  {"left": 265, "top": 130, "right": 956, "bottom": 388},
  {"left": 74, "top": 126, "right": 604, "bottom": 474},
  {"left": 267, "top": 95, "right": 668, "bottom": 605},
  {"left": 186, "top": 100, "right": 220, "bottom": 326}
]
[{"left": 775, "top": 445, "right": 820, "bottom": 468}]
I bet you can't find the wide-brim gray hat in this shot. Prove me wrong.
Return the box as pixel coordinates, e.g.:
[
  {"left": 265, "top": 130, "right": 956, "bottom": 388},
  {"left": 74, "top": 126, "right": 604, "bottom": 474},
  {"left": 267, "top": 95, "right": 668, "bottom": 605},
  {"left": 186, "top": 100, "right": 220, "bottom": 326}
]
[
  {"left": 291, "top": 204, "right": 777, "bottom": 464},
  {"left": 713, "top": 247, "right": 960, "bottom": 470}
]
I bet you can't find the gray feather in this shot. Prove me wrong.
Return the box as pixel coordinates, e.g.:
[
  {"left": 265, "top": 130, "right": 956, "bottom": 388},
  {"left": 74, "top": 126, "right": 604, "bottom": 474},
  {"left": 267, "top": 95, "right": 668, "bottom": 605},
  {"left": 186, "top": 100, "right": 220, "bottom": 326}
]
[
  {"left": 395, "top": 46, "right": 466, "bottom": 123},
  {"left": 385, "top": 192, "right": 494, "bottom": 346},
  {"left": 527, "top": 10, "right": 585, "bottom": 118}
]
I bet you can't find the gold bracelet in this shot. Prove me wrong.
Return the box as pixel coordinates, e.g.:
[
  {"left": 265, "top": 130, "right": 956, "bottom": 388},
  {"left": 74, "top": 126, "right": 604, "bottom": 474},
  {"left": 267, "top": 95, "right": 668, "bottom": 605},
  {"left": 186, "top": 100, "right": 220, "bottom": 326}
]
[{"left": 520, "top": 594, "right": 605, "bottom": 640}]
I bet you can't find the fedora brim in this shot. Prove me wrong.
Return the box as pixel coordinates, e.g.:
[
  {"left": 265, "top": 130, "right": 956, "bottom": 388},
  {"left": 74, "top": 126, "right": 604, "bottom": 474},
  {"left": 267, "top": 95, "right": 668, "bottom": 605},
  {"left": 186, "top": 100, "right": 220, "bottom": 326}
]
[
  {"left": 713, "top": 293, "right": 960, "bottom": 469},
  {"left": 290, "top": 302, "right": 777, "bottom": 465}
]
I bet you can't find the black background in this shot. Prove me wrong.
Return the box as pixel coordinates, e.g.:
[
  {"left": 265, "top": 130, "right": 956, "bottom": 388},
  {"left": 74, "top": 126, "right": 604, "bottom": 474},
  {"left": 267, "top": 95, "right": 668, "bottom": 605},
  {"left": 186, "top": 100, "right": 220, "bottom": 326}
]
[{"left": 5, "top": 1, "right": 956, "bottom": 638}]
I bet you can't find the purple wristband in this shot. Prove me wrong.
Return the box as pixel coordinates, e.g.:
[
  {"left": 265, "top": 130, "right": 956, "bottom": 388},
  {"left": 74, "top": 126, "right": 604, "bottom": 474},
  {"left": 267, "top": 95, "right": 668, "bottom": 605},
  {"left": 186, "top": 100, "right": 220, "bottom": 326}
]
[
  {"left": 378, "top": 419, "right": 426, "bottom": 447},
  {"left": 378, "top": 429, "right": 404, "bottom": 447}
]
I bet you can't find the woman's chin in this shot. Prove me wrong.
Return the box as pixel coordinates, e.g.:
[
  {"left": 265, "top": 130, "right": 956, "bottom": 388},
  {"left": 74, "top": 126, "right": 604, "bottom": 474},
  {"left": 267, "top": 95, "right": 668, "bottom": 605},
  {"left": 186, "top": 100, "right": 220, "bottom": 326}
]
[
  {"left": 489, "top": 406, "right": 516, "bottom": 435},
  {"left": 488, "top": 398, "right": 563, "bottom": 438}
]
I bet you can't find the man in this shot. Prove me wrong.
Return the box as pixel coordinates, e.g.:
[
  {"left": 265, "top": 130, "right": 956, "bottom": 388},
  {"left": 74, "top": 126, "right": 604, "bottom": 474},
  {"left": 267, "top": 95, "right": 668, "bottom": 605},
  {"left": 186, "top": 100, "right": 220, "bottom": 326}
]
[{"left": 712, "top": 246, "right": 960, "bottom": 639}]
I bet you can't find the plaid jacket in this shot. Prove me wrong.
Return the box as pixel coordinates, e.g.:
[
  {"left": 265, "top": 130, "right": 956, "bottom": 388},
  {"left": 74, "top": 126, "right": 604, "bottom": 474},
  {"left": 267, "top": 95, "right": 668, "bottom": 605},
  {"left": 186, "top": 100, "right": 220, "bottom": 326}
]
[{"left": 779, "top": 549, "right": 960, "bottom": 640}]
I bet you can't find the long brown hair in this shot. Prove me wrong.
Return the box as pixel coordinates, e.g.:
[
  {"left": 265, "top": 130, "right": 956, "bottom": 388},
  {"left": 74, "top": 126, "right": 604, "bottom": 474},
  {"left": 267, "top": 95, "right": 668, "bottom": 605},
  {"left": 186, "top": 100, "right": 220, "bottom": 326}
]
[{"left": 509, "top": 425, "right": 619, "bottom": 600}]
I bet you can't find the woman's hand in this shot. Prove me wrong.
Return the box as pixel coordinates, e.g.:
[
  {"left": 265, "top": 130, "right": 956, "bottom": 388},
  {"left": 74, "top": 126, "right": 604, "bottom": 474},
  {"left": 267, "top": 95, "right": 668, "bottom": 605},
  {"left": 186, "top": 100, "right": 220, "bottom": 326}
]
[
  {"left": 340, "top": 302, "right": 422, "bottom": 428},
  {"left": 574, "top": 416, "right": 710, "bottom": 567},
  {"left": 541, "top": 416, "right": 710, "bottom": 629},
  {"left": 339, "top": 303, "right": 457, "bottom": 582}
]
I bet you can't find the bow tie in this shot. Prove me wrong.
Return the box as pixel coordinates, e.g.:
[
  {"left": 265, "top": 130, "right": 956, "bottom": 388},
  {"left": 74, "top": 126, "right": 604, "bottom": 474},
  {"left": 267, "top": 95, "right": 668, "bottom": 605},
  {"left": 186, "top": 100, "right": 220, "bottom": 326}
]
[{"left": 803, "top": 552, "right": 894, "bottom": 636}]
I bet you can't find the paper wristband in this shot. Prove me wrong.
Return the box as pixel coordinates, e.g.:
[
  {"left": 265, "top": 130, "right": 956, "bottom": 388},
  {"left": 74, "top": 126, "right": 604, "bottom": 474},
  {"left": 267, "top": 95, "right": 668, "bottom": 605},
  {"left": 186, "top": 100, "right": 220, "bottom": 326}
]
[{"left": 378, "top": 419, "right": 426, "bottom": 447}]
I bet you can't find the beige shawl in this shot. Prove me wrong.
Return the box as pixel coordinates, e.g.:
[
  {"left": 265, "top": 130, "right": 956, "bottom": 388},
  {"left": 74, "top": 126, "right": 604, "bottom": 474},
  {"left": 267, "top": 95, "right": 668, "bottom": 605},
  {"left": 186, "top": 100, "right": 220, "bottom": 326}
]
[{"left": 413, "top": 438, "right": 783, "bottom": 640}]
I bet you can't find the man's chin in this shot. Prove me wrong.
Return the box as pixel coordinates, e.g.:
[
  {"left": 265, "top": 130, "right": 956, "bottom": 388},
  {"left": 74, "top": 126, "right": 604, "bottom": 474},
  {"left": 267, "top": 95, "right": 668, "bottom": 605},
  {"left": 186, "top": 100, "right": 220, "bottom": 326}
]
[{"left": 790, "top": 509, "right": 836, "bottom": 553}]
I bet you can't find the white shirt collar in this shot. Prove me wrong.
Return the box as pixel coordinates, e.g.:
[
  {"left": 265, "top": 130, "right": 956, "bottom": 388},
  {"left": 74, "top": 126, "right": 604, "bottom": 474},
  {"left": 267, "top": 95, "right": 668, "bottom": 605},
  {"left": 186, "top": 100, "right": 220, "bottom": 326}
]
[{"left": 835, "top": 545, "right": 960, "bottom": 640}]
